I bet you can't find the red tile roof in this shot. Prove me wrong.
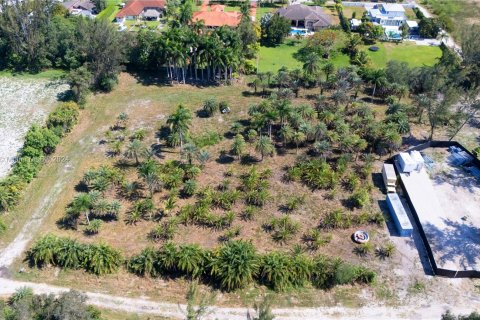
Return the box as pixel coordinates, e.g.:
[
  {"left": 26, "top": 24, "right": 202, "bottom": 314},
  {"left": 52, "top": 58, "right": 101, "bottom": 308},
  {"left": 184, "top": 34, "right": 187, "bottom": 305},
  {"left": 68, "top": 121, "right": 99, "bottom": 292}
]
[
  {"left": 192, "top": 10, "right": 241, "bottom": 27},
  {"left": 116, "top": 0, "right": 165, "bottom": 18}
]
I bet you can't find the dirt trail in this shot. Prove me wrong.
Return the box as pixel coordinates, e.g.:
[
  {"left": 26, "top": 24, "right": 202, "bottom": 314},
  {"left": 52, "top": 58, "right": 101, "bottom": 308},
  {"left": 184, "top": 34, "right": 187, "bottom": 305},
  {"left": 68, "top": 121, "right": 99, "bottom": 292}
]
[{"left": 0, "top": 277, "right": 474, "bottom": 320}]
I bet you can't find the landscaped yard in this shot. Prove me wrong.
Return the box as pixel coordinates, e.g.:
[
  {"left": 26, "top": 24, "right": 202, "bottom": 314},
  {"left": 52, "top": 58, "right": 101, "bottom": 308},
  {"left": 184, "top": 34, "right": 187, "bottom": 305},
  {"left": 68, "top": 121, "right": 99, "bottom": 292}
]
[
  {"left": 257, "top": 40, "right": 304, "bottom": 73},
  {"left": 258, "top": 40, "right": 442, "bottom": 73},
  {"left": 362, "top": 42, "right": 442, "bottom": 68}
]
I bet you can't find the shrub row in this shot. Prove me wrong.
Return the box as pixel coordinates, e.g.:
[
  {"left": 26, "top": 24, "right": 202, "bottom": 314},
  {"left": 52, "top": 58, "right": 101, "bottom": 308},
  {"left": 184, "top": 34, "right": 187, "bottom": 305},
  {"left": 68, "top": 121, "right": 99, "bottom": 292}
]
[
  {"left": 28, "top": 234, "right": 122, "bottom": 275},
  {"left": 127, "top": 240, "right": 376, "bottom": 292},
  {"left": 29, "top": 236, "right": 376, "bottom": 292},
  {"left": 0, "top": 102, "right": 79, "bottom": 212}
]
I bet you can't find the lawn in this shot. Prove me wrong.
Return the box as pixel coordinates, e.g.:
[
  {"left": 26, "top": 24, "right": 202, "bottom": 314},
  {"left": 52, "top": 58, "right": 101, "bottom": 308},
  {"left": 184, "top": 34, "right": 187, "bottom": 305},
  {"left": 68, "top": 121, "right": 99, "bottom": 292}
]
[
  {"left": 361, "top": 42, "right": 442, "bottom": 68},
  {"left": 257, "top": 40, "right": 305, "bottom": 73},
  {"left": 0, "top": 69, "right": 65, "bottom": 80},
  {"left": 97, "top": 0, "right": 121, "bottom": 22},
  {"left": 258, "top": 40, "right": 442, "bottom": 73}
]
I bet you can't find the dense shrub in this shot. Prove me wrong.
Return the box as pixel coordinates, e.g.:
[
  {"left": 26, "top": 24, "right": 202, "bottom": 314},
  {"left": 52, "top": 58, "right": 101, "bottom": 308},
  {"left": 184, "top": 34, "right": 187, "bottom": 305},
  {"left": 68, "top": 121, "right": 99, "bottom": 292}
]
[
  {"left": 46, "top": 102, "right": 80, "bottom": 136},
  {"left": 287, "top": 159, "right": 337, "bottom": 190},
  {"left": 28, "top": 234, "right": 123, "bottom": 275},
  {"left": 192, "top": 131, "right": 222, "bottom": 148}
]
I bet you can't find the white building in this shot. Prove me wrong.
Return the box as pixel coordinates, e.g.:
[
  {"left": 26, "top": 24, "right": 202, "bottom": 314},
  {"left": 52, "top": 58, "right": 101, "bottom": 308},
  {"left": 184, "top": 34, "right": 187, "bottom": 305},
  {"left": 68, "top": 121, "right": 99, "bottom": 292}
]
[{"left": 367, "top": 3, "right": 406, "bottom": 27}]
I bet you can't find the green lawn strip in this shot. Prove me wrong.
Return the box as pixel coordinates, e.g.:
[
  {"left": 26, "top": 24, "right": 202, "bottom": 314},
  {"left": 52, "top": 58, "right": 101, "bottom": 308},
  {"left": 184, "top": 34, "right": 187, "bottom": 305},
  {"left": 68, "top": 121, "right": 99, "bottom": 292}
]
[
  {"left": 259, "top": 40, "right": 442, "bottom": 73},
  {"left": 97, "top": 1, "right": 121, "bottom": 22}
]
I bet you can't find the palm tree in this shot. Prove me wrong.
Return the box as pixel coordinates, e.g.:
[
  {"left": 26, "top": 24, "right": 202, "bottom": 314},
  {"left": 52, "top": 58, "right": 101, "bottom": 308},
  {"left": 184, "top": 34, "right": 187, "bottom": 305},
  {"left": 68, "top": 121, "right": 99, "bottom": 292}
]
[
  {"left": 196, "top": 149, "right": 210, "bottom": 167},
  {"left": 313, "top": 140, "right": 331, "bottom": 160},
  {"left": 181, "top": 143, "right": 198, "bottom": 165},
  {"left": 176, "top": 244, "right": 205, "bottom": 278},
  {"left": 55, "top": 238, "right": 85, "bottom": 269},
  {"left": 231, "top": 134, "right": 246, "bottom": 160},
  {"left": 167, "top": 105, "right": 193, "bottom": 149},
  {"left": 28, "top": 234, "right": 60, "bottom": 267},
  {"left": 369, "top": 69, "right": 386, "bottom": 98},
  {"left": 70, "top": 193, "right": 94, "bottom": 225},
  {"left": 163, "top": 196, "right": 177, "bottom": 216},
  {"left": 275, "top": 100, "right": 291, "bottom": 126},
  {"left": 255, "top": 136, "right": 275, "bottom": 161},
  {"left": 260, "top": 252, "right": 293, "bottom": 292},
  {"left": 209, "top": 240, "right": 259, "bottom": 291},
  {"left": 322, "top": 62, "right": 335, "bottom": 82},
  {"left": 279, "top": 125, "right": 294, "bottom": 147},
  {"left": 125, "top": 139, "right": 146, "bottom": 165},
  {"left": 302, "top": 53, "right": 320, "bottom": 78},
  {"left": 292, "top": 131, "right": 306, "bottom": 154},
  {"left": 144, "top": 172, "right": 162, "bottom": 198},
  {"left": 127, "top": 247, "right": 158, "bottom": 277},
  {"left": 84, "top": 243, "right": 123, "bottom": 275}
]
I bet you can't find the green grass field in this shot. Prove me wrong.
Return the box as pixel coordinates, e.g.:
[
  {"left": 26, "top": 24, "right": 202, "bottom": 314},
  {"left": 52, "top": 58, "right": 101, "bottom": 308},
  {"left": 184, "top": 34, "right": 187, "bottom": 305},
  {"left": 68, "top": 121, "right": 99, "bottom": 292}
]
[
  {"left": 97, "top": 0, "right": 121, "bottom": 22},
  {"left": 258, "top": 40, "right": 442, "bottom": 73},
  {"left": 257, "top": 40, "right": 304, "bottom": 73},
  {"left": 361, "top": 42, "right": 442, "bottom": 68}
]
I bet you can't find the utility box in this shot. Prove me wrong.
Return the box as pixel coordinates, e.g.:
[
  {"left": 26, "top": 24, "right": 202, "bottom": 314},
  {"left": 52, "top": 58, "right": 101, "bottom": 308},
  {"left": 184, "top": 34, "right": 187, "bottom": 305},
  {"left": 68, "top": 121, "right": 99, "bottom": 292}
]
[
  {"left": 386, "top": 193, "right": 413, "bottom": 237},
  {"left": 410, "top": 150, "right": 424, "bottom": 171},
  {"left": 382, "top": 163, "right": 396, "bottom": 193},
  {"left": 398, "top": 152, "right": 416, "bottom": 173}
]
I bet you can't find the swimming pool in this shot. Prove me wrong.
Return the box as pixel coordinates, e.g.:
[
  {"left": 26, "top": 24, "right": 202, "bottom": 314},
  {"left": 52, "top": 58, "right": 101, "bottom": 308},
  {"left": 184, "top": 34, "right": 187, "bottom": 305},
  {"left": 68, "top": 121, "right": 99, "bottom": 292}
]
[{"left": 290, "top": 28, "right": 308, "bottom": 36}]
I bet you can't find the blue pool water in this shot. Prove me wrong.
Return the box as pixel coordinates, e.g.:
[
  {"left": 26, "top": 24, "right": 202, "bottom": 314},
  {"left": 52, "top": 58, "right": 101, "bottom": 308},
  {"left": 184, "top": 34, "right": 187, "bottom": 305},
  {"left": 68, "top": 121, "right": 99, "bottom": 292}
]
[{"left": 290, "top": 28, "right": 307, "bottom": 36}]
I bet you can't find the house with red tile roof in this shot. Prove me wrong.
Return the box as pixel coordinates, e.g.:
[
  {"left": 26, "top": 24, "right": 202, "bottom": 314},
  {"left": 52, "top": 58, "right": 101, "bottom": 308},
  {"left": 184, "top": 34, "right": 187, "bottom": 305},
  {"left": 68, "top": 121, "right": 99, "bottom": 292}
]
[
  {"left": 116, "top": 0, "right": 166, "bottom": 23},
  {"left": 192, "top": 0, "right": 256, "bottom": 28}
]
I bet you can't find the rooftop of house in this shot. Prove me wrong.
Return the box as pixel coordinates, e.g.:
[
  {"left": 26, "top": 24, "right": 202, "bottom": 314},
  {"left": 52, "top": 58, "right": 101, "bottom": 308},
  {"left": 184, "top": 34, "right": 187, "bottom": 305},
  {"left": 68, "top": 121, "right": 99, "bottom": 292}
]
[
  {"left": 116, "top": 0, "right": 166, "bottom": 18},
  {"left": 62, "top": 0, "right": 95, "bottom": 12},
  {"left": 381, "top": 3, "right": 405, "bottom": 12},
  {"left": 192, "top": 9, "right": 242, "bottom": 27},
  {"left": 277, "top": 4, "right": 331, "bottom": 25},
  {"left": 193, "top": 0, "right": 256, "bottom": 27}
]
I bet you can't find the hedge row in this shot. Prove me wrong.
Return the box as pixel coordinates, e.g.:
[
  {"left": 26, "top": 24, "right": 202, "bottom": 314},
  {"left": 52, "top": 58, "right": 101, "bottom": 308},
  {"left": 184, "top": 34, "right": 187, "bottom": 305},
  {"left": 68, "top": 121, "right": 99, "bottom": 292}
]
[
  {"left": 29, "top": 235, "right": 376, "bottom": 291},
  {"left": 28, "top": 234, "right": 122, "bottom": 275},
  {"left": 0, "top": 102, "right": 79, "bottom": 212}
]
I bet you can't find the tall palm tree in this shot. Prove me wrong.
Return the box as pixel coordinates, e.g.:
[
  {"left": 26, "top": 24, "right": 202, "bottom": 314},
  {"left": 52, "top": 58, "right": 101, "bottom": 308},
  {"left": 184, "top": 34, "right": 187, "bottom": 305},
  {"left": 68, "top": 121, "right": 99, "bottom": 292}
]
[
  {"left": 279, "top": 125, "right": 294, "bottom": 147},
  {"left": 369, "top": 69, "right": 386, "bottom": 98},
  {"left": 167, "top": 105, "right": 193, "bottom": 149},
  {"left": 255, "top": 136, "right": 275, "bottom": 161},
  {"left": 302, "top": 53, "right": 320, "bottom": 78}
]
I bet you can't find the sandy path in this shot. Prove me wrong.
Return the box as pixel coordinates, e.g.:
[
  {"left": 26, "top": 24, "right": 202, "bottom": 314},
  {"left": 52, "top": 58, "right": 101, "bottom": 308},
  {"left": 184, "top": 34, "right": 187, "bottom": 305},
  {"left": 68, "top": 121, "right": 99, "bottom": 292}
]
[{"left": 0, "top": 277, "right": 473, "bottom": 319}]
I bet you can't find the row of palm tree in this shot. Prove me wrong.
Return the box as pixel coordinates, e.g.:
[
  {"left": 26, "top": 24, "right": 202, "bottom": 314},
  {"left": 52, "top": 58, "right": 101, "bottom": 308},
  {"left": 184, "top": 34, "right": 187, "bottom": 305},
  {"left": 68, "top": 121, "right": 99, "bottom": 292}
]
[
  {"left": 126, "top": 240, "right": 376, "bottom": 292},
  {"left": 28, "top": 234, "right": 123, "bottom": 275},
  {"left": 134, "top": 24, "right": 243, "bottom": 84}
]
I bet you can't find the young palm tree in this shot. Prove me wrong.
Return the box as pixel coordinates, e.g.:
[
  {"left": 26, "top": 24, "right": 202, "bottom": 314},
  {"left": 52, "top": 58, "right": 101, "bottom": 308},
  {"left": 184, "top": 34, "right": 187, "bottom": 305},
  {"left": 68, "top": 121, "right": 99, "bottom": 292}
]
[
  {"left": 292, "top": 131, "right": 306, "bottom": 154},
  {"left": 322, "top": 62, "right": 335, "bottom": 82},
  {"left": 144, "top": 172, "right": 162, "bottom": 198},
  {"left": 176, "top": 244, "right": 205, "bottom": 278},
  {"left": 231, "top": 134, "right": 246, "bottom": 160},
  {"left": 125, "top": 139, "right": 146, "bottom": 165},
  {"left": 127, "top": 247, "right": 158, "bottom": 277},
  {"left": 209, "top": 240, "right": 259, "bottom": 291},
  {"left": 28, "top": 234, "right": 60, "bottom": 267},
  {"left": 163, "top": 196, "right": 177, "bottom": 216},
  {"left": 55, "top": 238, "right": 86, "bottom": 269},
  {"left": 255, "top": 136, "right": 275, "bottom": 161},
  {"left": 260, "top": 252, "right": 293, "bottom": 292},
  {"left": 182, "top": 143, "right": 198, "bottom": 165},
  {"left": 313, "top": 140, "right": 331, "bottom": 160},
  {"left": 84, "top": 243, "right": 123, "bottom": 275}
]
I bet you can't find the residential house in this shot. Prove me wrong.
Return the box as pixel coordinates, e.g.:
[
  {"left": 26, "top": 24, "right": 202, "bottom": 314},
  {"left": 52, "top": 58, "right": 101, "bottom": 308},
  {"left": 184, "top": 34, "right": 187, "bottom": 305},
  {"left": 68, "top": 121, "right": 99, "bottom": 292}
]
[
  {"left": 116, "top": 0, "right": 166, "bottom": 23},
  {"left": 366, "top": 3, "right": 418, "bottom": 38},
  {"left": 367, "top": 3, "right": 405, "bottom": 27},
  {"left": 62, "top": 0, "right": 96, "bottom": 18},
  {"left": 191, "top": 0, "right": 256, "bottom": 28},
  {"left": 277, "top": 4, "right": 332, "bottom": 31}
]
